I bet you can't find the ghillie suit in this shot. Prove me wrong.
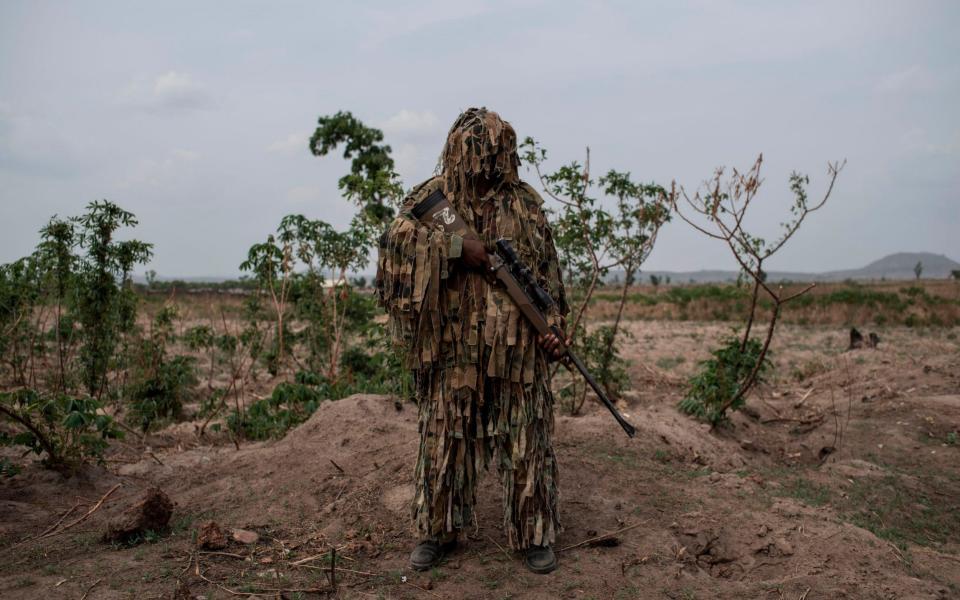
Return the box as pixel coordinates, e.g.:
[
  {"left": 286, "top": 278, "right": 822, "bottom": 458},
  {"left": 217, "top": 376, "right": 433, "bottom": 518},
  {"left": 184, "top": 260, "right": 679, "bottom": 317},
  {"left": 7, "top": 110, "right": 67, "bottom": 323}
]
[{"left": 376, "top": 108, "right": 568, "bottom": 549}]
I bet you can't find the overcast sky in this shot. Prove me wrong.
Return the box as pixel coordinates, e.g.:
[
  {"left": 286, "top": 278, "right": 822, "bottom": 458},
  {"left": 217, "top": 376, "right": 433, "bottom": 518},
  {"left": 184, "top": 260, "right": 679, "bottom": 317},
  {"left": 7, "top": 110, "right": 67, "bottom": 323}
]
[{"left": 1, "top": 1, "right": 957, "bottom": 278}]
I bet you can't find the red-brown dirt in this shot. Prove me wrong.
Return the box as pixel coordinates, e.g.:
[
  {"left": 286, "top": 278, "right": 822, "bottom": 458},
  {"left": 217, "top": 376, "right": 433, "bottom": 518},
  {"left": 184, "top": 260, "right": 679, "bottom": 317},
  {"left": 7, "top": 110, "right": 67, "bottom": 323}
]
[{"left": 1, "top": 322, "right": 958, "bottom": 599}]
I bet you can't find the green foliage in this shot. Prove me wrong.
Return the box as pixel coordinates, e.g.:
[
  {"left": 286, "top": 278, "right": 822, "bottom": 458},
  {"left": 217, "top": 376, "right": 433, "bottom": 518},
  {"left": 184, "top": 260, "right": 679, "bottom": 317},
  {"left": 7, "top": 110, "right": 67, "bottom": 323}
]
[
  {"left": 665, "top": 285, "right": 747, "bottom": 306},
  {"left": 72, "top": 201, "right": 153, "bottom": 397},
  {"left": 0, "top": 201, "right": 152, "bottom": 469},
  {"left": 339, "top": 337, "right": 413, "bottom": 398},
  {"left": 588, "top": 326, "right": 631, "bottom": 397},
  {"left": 519, "top": 138, "right": 669, "bottom": 292},
  {"left": 228, "top": 371, "right": 329, "bottom": 440},
  {"left": 309, "top": 110, "right": 403, "bottom": 224},
  {"left": 0, "top": 457, "right": 21, "bottom": 477},
  {"left": 128, "top": 355, "right": 198, "bottom": 431},
  {"left": 678, "top": 336, "right": 770, "bottom": 425},
  {"left": 0, "top": 388, "right": 122, "bottom": 471},
  {"left": 0, "top": 254, "right": 46, "bottom": 385},
  {"left": 125, "top": 306, "right": 198, "bottom": 431},
  {"left": 519, "top": 137, "right": 670, "bottom": 413},
  {"left": 240, "top": 213, "right": 373, "bottom": 378},
  {"left": 914, "top": 261, "right": 923, "bottom": 280},
  {"left": 556, "top": 325, "right": 630, "bottom": 414}
]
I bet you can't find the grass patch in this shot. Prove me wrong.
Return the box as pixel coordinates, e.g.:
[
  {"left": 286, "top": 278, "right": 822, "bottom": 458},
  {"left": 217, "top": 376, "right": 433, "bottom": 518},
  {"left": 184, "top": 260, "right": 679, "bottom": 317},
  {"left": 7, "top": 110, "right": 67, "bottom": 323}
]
[
  {"left": 840, "top": 475, "right": 960, "bottom": 550},
  {"left": 777, "top": 477, "right": 831, "bottom": 507},
  {"left": 655, "top": 356, "right": 686, "bottom": 370},
  {"left": 602, "top": 452, "right": 641, "bottom": 469}
]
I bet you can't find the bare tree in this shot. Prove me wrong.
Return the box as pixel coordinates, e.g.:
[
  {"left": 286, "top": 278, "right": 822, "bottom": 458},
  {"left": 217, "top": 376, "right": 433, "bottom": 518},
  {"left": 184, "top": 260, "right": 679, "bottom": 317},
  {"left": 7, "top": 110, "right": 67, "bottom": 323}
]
[{"left": 672, "top": 154, "right": 844, "bottom": 423}]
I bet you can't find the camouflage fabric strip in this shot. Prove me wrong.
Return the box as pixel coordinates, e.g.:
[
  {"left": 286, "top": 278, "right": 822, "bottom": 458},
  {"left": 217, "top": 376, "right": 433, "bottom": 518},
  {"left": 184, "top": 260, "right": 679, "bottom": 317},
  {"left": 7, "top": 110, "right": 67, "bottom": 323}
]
[
  {"left": 375, "top": 125, "right": 568, "bottom": 550},
  {"left": 412, "top": 361, "right": 560, "bottom": 549}
]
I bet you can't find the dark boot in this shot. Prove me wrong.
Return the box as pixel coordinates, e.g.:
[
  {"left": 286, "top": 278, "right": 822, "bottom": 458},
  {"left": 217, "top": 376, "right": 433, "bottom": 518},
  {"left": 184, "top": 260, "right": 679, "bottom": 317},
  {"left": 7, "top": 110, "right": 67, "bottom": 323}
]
[
  {"left": 524, "top": 545, "right": 557, "bottom": 574},
  {"left": 409, "top": 539, "right": 457, "bottom": 571}
]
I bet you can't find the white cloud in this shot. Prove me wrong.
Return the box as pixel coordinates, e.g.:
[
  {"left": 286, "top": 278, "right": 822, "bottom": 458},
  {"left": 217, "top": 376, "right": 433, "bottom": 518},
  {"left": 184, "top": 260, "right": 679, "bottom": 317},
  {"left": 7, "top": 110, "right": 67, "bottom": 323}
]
[
  {"left": 362, "top": 1, "right": 491, "bottom": 48},
  {"left": 266, "top": 131, "right": 311, "bottom": 154},
  {"left": 120, "top": 71, "right": 214, "bottom": 113},
  {"left": 380, "top": 109, "right": 441, "bottom": 139},
  {"left": 285, "top": 184, "right": 324, "bottom": 204},
  {"left": 116, "top": 149, "right": 201, "bottom": 189},
  {"left": 378, "top": 111, "right": 442, "bottom": 182},
  {"left": 173, "top": 149, "right": 200, "bottom": 161},
  {"left": 393, "top": 143, "right": 426, "bottom": 183},
  {"left": 0, "top": 103, "right": 84, "bottom": 177},
  {"left": 901, "top": 127, "right": 959, "bottom": 156},
  {"left": 877, "top": 65, "right": 940, "bottom": 94}
]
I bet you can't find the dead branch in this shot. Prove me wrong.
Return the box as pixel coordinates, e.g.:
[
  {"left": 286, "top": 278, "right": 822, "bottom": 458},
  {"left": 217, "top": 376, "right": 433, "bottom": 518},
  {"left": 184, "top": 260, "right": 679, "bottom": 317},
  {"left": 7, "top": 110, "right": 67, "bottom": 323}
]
[
  {"left": 44, "top": 482, "right": 122, "bottom": 537},
  {"left": 559, "top": 520, "right": 648, "bottom": 553},
  {"left": 486, "top": 534, "right": 512, "bottom": 560},
  {"left": 80, "top": 578, "right": 102, "bottom": 600},
  {"left": 196, "top": 564, "right": 332, "bottom": 596}
]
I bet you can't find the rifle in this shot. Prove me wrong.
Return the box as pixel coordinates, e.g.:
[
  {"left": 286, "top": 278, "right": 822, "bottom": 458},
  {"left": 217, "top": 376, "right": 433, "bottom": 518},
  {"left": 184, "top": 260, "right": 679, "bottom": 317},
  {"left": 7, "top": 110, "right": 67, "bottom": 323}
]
[{"left": 412, "top": 188, "right": 637, "bottom": 438}]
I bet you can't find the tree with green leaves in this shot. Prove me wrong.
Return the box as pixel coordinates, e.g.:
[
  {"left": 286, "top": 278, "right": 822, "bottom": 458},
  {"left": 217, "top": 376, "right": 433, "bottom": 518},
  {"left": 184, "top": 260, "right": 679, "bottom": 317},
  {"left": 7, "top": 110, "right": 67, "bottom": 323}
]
[
  {"left": 72, "top": 200, "right": 153, "bottom": 398},
  {"left": 309, "top": 110, "right": 404, "bottom": 225},
  {"left": 1, "top": 200, "right": 149, "bottom": 471},
  {"left": 519, "top": 138, "right": 671, "bottom": 411}
]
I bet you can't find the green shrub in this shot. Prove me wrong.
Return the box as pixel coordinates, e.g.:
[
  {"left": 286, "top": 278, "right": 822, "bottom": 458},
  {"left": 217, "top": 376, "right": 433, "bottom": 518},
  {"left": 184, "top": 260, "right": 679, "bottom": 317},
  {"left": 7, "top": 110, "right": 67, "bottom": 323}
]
[
  {"left": 128, "top": 355, "right": 198, "bottom": 431},
  {"left": 126, "top": 306, "right": 198, "bottom": 431},
  {"left": 555, "top": 325, "right": 630, "bottom": 415},
  {"left": 678, "top": 336, "right": 770, "bottom": 425},
  {"left": 665, "top": 285, "right": 746, "bottom": 306},
  {"left": 338, "top": 339, "right": 412, "bottom": 398},
  {"left": 227, "top": 371, "right": 329, "bottom": 440},
  {"left": 0, "top": 389, "right": 122, "bottom": 471},
  {"left": 0, "top": 457, "right": 21, "bottom": 477}
]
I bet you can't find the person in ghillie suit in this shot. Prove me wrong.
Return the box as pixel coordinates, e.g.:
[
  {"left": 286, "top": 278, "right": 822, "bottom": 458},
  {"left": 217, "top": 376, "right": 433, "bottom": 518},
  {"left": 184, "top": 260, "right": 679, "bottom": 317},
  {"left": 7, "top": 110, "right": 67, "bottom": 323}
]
[{"left": 376, "top": 108, "right": 569, "bottom": 574}]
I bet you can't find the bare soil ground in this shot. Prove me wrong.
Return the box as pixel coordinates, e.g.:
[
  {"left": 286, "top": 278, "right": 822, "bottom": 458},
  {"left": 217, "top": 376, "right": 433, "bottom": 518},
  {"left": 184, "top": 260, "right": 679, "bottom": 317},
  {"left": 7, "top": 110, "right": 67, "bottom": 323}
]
[{"left": 1, "top": 321, "right": 958, "bottom": 600}]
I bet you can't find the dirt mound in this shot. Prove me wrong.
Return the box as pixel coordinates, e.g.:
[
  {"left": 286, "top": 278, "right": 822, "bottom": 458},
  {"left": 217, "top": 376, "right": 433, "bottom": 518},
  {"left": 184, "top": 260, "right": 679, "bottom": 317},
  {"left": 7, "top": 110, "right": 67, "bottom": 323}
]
[{"left": 1, "top": 324, "right": 958, "bottom": 599}]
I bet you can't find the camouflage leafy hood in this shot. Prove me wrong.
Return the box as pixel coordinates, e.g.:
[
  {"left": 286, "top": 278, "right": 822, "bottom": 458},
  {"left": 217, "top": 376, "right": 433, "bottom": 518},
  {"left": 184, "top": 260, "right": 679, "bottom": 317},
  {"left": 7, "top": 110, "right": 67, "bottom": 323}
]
[{"left": 440, "top": 107, "right": 521, "bottom": 201}]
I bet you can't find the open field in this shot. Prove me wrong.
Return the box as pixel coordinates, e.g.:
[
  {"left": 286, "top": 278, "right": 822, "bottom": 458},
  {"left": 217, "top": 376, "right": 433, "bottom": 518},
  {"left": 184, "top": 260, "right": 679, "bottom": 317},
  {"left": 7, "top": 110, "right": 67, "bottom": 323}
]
[
  {"left": 136, "top": 278, "right": 960, "bottom": 327},
  {"left": 2, "top": 284, "right": 958, "bottom": 599},
  {"left": 587, "top": 279, "right": 960, "bottom": 327}
]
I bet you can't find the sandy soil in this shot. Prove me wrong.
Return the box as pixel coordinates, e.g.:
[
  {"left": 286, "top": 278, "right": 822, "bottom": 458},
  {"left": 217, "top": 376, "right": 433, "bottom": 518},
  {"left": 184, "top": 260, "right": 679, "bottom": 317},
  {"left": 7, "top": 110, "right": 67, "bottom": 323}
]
[{"left": 1, "top": 322, "right": 958, "bottom": 599}]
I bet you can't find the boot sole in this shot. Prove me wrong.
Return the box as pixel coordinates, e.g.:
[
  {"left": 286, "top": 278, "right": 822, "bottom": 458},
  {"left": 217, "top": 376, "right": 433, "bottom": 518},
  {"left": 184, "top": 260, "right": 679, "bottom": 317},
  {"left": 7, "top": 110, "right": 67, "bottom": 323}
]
[
  {"left": 524, "top": 555, "right": 557, "bottom": 574},
  {"left": 410, "top": 542, "right": 457, "bottom": 571},
  {"left": 410, "top": 559, "right": 436, "bottom": 571}
]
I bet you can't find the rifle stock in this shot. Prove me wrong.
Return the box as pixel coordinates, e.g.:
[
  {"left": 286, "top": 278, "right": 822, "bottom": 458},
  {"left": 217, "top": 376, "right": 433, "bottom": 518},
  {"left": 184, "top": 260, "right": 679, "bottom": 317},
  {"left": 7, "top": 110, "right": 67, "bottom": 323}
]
[{"left": 411, "top": 189, "right": 637, "bottom": 438}]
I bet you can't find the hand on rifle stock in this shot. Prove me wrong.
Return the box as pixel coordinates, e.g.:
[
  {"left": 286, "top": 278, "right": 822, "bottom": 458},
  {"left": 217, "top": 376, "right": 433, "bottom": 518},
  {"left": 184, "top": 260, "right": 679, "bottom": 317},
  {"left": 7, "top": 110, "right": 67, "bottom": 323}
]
[
  {"left": 461, "top": 238, "right": 489, "bottom": 271},
  {"left": 538, "top": 318, "right": 571, "bottom": 362}
]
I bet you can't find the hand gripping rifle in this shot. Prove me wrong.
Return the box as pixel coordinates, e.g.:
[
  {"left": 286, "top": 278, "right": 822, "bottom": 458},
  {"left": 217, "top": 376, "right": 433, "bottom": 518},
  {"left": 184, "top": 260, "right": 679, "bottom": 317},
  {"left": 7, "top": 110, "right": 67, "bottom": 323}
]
[{"left": 412, "top": 189, "right": 637, "bottom": 438}]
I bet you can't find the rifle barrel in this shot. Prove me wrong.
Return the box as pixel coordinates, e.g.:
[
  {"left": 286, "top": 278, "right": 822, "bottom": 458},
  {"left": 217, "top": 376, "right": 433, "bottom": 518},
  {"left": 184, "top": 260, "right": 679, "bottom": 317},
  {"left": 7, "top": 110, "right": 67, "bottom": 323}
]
[{"left": 564, "top": 347, "right": 637, "bottom": 438}]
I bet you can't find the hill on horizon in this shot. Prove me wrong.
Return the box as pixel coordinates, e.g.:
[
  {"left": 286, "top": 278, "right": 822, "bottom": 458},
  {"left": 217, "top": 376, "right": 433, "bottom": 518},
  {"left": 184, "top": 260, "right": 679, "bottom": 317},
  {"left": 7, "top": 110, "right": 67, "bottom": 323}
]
[
  {"left": 629, "top": 251, "right": 960, "bottom": 284},
  {"left": 140, "top": 252, "right": 960, "bottom": 285}
]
